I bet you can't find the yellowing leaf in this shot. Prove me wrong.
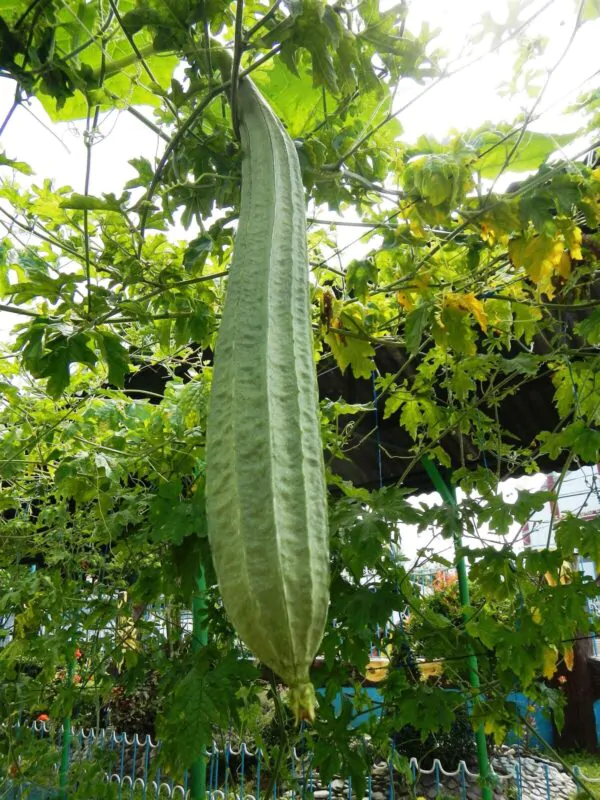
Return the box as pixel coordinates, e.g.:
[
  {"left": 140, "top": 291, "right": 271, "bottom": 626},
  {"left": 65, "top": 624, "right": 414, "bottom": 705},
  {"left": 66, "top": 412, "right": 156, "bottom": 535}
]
[
  {"left": 545, "top": 571, "right": 558, "bottom": 587},
  {"left": 444, "top": 293, "right": 488, "bottom": 332},
  {"left": 415, "top": 273, "right": 432, "bottom": 291},
  {"left": 483, "top": 716, "right": 509, "bottom": 744},
  {"left": 542, "top": 646, "right": 558, "bottom": 679},
  {"left": 397, "top": 291, "right": 415, "bottom": 311},
  {"left": 564, "top": 224, "right": 583, "bottom": 261},
  {"left": 563, "top": 645, "right": 575, "bottom": 672},
  {"left": 509, "top": 234, "right": 566, "bottom": 299},
  {"left": 324, "top": 305, "right": 376, "bottom": 379},
  {"left": 532, "top": 608, "right": 542, "bottom": 624},
  {"left": 479, "top": 201, "right": 520, "bottom": 245},
  {"left": 557, "top": 252, "right": 571, "bottom": 281}
]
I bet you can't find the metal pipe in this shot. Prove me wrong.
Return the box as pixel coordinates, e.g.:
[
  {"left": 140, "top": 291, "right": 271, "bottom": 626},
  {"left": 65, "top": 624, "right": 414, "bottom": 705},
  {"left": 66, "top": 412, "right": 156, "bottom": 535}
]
[
  {"left": 421, "top": 456, "right": 493, "bottom": 800},
  {"left": 190, "top": 569, "right": 208, "bottom": 800},
  {"left": 59, "top": 654, "right": 75, "bottom": 798}
]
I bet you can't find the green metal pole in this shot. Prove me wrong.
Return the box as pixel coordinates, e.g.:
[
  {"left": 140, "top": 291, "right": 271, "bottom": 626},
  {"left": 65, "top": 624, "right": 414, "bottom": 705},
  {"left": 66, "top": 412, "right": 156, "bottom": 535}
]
[
  {"left": 190, "top": 569, "right": 208, "bottom": 800},
  {"left": 59, "top": 654, "right": 75, "bottom": 799},
  {"left": 421, "top": 457, "right": 493, "bottom": 800}
]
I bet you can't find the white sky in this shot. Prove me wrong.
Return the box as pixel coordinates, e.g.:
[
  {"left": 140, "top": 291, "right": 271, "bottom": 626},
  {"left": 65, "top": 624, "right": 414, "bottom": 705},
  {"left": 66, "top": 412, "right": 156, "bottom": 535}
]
[{"left": 0, "top": 0, "right": 596, "bottom": 565}]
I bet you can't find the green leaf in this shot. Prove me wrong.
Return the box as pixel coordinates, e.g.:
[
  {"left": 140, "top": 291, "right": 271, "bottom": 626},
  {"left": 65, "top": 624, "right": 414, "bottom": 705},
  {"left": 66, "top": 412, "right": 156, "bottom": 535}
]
[
  {"left": 519, "top": 192, "right": 556, "bottom": 233},
  {"left": 325, "top": 329, "right": 375, "bottom": 378},
  {"left": 0, "top": 153, "right": 33, "bottom": 175},
  {"left": 556, "top": 514, "right": 600, "bottom": 562},
  {"left": 539, "top": 422, "right": 600, "bottom": 462},
  {"left": 575, "top": 307, "right": 600, "bottom": 345},
  {"left": 59, "top": 193, "right": 123, "bottom": 212},
  {"left": 19, "top": 328, "right": 99, "bottom": 397},
  {"left": 66, "top": 333, "right": 98, "bottom": 367},
  {"left": 253, "top": 57, "right": 326, "bottom": 137},
  {"left": 149, "top": 480, "right": 207, "bottom": 545},
  {"left": 346, "top": 259, "right": 377, "bottom": 301},
  {"left": 500, "top": 352, "right": 539, "bottom": 376},
  {"left": 433, "top": 305, "right": 477, "bottom": 355},
  {"left": 125, "top": 156, "right": 155, "bottom": 189},
  {"left": 18, "top": 323, "right": 46, "bottom": 374},
  {"left": 183, "top": 234, "right": 212, "bottom": 272},
  {"left": 513, "top": 303, "right": 543, "bottom": 345},
  {"left": 39, "top": 346, "right": 71, "bottom": 398},
  {"left": 96, "top": 331, "right": 130, "bottom": 387},
  {"left": 400, "top": 398, "right": 421, "bottom": 440},
  {"left": 188, "top": 302, "right": 212, "bottom": 343},
  {"left": 405, "top": 304, "right": 431, "bottom": 355},
  {"left": 475, "top": 131, "right": 576, "bottom": 179},
  {"left": 324, "top": 305, "right": 376, "bottom": 378},
  {"left": 38, "top": 50, "right": 179, "bottom": 121},
  {"left": 560, "top": 422, "right": 600, "bottom": 463}
]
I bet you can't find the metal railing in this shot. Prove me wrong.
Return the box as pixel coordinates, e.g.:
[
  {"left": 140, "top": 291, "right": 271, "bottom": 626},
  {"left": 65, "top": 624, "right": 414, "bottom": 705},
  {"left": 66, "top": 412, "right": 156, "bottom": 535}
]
[{"left": 3, "top": 721, "right": 600, "bottom": 800}]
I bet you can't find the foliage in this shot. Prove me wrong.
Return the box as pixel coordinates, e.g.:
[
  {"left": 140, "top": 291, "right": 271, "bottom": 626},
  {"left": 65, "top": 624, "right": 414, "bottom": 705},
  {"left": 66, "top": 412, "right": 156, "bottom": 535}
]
[
  {"left": 393, "top": 705, "right": 476, "bottom": 770},
  {"left": 563, "top": 751, "right": 600, "bottom": 799},
  {"left": 0, "top": 0, "right": 599, "bottom": 794}
]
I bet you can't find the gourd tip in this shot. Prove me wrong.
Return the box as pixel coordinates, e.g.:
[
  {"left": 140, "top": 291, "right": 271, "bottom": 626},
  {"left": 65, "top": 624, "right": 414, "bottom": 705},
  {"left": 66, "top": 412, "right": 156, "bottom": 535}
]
[{"left": 288, "top": 681, "right": 318, "bottom": 725}]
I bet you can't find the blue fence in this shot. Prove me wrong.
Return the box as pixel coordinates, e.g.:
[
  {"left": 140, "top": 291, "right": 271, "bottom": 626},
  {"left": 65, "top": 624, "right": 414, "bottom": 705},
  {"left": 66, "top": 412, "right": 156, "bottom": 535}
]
[{"left": 2, "top": 720, "right": 600, "bottom": 800}]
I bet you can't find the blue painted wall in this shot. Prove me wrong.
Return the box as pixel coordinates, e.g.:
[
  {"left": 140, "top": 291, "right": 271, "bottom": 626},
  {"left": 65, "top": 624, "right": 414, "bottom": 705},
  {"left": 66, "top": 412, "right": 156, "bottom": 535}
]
[{"left": 324, "top": 688, "right": 557, "bottom": 747}]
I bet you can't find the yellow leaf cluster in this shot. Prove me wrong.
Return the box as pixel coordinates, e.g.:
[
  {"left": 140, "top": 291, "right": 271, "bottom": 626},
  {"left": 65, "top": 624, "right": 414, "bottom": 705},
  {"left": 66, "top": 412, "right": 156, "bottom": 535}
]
[
  {"left": 479, "top": 200, "right": 519, "bottom": 246},
  {"left": 508, "top": 223, "right": 584, "bottom": 299},
  {"left": 444, "top": 292, "right": 488, "bottom": 331},
  {"left": 397, "top": 273, "right": 431, "bottom": 311}
]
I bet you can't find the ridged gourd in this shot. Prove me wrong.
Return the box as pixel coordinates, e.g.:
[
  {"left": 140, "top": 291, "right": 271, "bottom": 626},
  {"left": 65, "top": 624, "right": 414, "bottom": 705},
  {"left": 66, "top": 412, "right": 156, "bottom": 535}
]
[{"left": 205, "top": 71, "right": 330, "bottom": 722}]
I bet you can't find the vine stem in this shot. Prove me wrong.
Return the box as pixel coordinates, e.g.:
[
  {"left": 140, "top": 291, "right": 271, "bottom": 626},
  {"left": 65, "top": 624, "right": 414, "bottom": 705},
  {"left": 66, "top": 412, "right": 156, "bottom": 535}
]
[
  {"left": 246, "top": 0, "right": 281, "bottom": 40},
  {"left": 485, "top": 0, "right": 585, "bottom": 199},
  {"left": 106, "top": 0, "right": 180, "bottom": 121},
  {"left": 325, "top": 0, "right": 555, "bottom": 171},
  {"left": 136, "top": 42, "right": 281, "bottom": 252},
  {"left": 263, "top": 671, "right": 288, "bottom": 800},
  {"left": 231, "top": 0, "right": 246, "bottom": 140},
  {"left": 0, "top": 303, "right": 43, "bottom": 318},
  {"left": 92, "top": 270, "right": 228, "bottom": 327}
]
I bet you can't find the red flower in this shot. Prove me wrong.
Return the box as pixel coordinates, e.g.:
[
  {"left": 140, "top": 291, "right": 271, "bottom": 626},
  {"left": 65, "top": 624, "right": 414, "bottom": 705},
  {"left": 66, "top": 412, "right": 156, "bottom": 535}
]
[{"left": 37, "top": 713, "right": 49, "bottom": 722}]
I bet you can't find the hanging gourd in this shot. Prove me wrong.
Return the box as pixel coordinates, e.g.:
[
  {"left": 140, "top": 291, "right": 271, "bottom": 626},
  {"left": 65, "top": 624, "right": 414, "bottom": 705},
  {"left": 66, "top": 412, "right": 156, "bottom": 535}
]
[{"left": 205, "top": 67, "right": 330, "bottom": 723}]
